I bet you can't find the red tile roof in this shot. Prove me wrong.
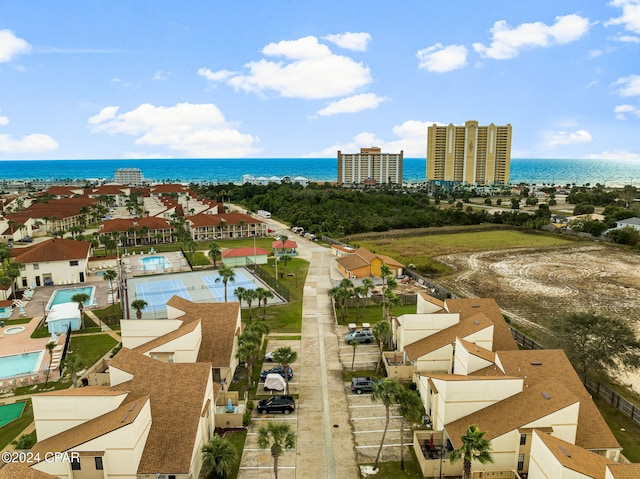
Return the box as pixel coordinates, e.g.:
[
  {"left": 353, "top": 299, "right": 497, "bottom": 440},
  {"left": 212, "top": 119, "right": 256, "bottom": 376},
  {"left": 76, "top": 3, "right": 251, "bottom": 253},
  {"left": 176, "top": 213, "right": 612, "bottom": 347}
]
[
  {"left": 188, "top": 212, "right": 264, "bottom": 227},
  {"left": 11, "top": 238, "right": 91, "bottom": 263},
  {"left": 271, "top": 240, "right": 298, "bottom": 249},
  {"left": 100, "top": 217, "right": 174, "bottom": 234},
  {"left": 221, "top": 247, "right": 269, "bottom": 258}
]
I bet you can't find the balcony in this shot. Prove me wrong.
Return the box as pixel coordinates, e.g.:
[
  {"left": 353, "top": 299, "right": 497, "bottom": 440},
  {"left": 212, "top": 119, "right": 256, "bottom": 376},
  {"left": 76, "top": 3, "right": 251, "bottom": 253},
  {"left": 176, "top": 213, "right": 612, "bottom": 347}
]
[
  {"left": 382, "top": 351, "right": 415, "bottom": 380},
  {"left": 215, "top": 391, "right": 246, "bottom": 429}
]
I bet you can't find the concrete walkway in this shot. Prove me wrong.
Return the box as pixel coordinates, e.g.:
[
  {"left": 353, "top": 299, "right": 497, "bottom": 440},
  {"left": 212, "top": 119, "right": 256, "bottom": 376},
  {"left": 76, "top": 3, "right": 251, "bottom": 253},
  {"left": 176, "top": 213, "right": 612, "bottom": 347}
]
[{"left": 235, "top": 214, "right": 358, "bottom": 479}]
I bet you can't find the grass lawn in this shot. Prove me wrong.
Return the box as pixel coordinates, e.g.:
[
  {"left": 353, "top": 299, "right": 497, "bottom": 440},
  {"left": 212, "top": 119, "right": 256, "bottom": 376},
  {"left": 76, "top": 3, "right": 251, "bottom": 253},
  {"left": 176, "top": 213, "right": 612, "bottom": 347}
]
[
  {"left": 69, "top": 334, "right": 119, "bottom": 369},
  {"left": 337, "top": 303, "right": 417, "bottom": 327},
  {"left": 0, "top": 399, "right": 33, "bottom": 451},
  {"left": 351, "top": 227, "right": 577, "bottom": 276},
  {"left": 2, "top": 317, "right": 34, "bottom": 325},
  {"left": 594, "top": 396, "right": 640, "bottom": 462},
  {"left": 359, "top": 450, "right": 425, "bottom": 478},
  {"left": 221, "top": 429, "right": 247, "bottom": 479}
]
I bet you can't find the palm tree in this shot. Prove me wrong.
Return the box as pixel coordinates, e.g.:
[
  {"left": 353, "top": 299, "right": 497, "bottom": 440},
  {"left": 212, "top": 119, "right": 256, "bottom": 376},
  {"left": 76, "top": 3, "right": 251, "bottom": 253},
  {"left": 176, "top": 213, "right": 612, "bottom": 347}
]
[
  {"left": 256, "top": 288, "right": 274, "bottom": 319},
  {"left": 257, "top": 421, "right": 296, "bottom": 479},
  {"left": 396, "top": 388, "right": 423, "bottom": 470},
  {"left": 208, "top": 242, "right": 221, "bottom": 268},
  {"left": 71, "top": 293, "right": 90, "bottom": 329},
  {"left": 373, "top": 320, "right": 393, "bottom": 373},
  {"left": 278, "top": 234, "right": 288, "bottom": 255},
  {"left": 44, "top": 341, "right": 56, "bottom": 384},
  {"left": 236, "top": 334, "right": 260, "bottom": 387},
  {"left": 449, "top": 424, "right": 494, "bottom": 479},
  {"left": 62, "top": 353, "right": 84, "bottom": 388},
  {"left": 238, "top": 219, "right": 246, "bottom": 238},
  {"left": 243, "top": 289, "right": 257, "bottom": 323},
  {"left": 279, "top": 254, "right": 291, "bottom": 276},
  {"left": 215, "top": 264, "right": 236, "bottom": 302},
  {"left": 349, "top": 340, "right": 359, "bottom": 371},
  {"left": 103, "top": 269, "right": 118, "bottom": 304},
  {"left": 131, "top": 299, "right": 148, "bottom": 319},
  {"left": 201, "top": 434, "right": 238, "bottom": 479},
  {"left": 233, "top": 286, "right": 246, "bottom": 306},
  {"left": 272, "top": 346, "right": 297, "bottom": 390},
  {"left": 371, "top": 378, "right": 402, "bottom": 470}
]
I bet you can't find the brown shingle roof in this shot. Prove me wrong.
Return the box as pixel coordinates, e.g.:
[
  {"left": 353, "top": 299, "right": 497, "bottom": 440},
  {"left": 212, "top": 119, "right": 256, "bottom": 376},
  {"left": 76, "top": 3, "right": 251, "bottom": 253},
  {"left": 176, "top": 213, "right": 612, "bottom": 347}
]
[
  {"left": 11, "top": 238, "right": 91, "bottom": 263},
  {"left": 0, "top": 463, "right": 60, "bottom": 479},
  {"left": 404, "top": 313, "right": 493, "bottom": 361},
  {"left": 458, "top": 338, "right": 496, "bottom": 363},
  {"left": 100, "top": 217, "right": 174, "bottom": 234},
  {"left": 335, "top": 253, "right": 369, "bottom": 272},
  {"left": 166, "top": 296, "right": 241, "bottom": 367},
  {"left": 446, "top": 378, "right": 579, "bottom": 448},
  {"left": 418, "top": 292, "right": 445, "bottom": 310},
  {"left": 17, "top": 197, "right": 98, "bottom": 220},
  {"left": 30, "top": 395, "right": 149, "bottom": 461},
  {"left": 445, "top": 298, "right": 518, "bottom": 351},
  {"left": 606, "top": 464, "right": 640, "bottom": 478},
  {"left": 534, "top": 430, "right": 614, "bottom": 479},
  {"left": 479, "top": 349, "right": 620, "bottom": 450}
]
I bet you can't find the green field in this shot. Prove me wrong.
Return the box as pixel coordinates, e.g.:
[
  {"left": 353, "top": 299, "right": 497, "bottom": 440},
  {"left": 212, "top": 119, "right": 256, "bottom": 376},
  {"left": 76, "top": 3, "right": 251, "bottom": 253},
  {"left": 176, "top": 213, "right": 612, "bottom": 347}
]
[{"left": 351, "top": 228, "right": 577, "bottom": 275}]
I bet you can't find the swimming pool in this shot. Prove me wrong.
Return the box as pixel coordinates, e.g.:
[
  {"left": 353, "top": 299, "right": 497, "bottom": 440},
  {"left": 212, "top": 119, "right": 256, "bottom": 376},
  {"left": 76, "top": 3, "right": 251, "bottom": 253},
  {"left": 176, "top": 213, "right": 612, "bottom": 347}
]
[
  {"left": 0, "top": 402, "right": 26, "bottom": 427},
  {"left": 140, "top": 255, "right": 173, "bottom": 272},
  {"left": 0, "top": 306, "right": 12, "bottom": 319},
  {"left": 3, "top": 326, "right": 25, "bottom": 335},
  {"left": 46, "top": 285, "right": 95, "bottom": 311},
  {"left": 0, "top": 351, "right": 44, "bottom": 379}
]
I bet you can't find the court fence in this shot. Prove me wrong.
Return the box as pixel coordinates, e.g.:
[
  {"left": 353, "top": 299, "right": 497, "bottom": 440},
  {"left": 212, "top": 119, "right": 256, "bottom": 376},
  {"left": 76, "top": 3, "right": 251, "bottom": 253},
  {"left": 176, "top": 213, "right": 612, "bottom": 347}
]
[{"left": 253, "top": 265, "right": 290, "bottom": 302}]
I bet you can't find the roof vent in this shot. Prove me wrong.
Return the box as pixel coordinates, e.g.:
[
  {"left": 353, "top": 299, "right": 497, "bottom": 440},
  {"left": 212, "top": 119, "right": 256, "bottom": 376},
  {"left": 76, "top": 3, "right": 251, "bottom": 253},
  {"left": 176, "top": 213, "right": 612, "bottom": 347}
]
[
  {"left": 471, "top": 305, "right": 480, "bottom": 308},
  {"left": 121, "top": 413, "right": 129, "bottom": 423},
  {"left": 473, "top": 320, "right": 480, "bottom": 325},
  {"left": 541, "top": 391, "right": 551, "bottom": 400},
  {"left": 559, "top": 445, "right": 571, "bottom": 458},
  {"left": 531, "top": 361, "right": 542, "bottom": 366}
]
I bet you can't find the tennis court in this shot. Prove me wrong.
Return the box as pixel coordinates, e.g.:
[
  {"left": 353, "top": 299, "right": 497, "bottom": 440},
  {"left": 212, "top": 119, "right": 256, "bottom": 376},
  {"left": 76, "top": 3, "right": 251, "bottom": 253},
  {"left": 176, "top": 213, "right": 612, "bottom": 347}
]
[{"left": 127, "top": 268, "right": 280, "bottom": 319}]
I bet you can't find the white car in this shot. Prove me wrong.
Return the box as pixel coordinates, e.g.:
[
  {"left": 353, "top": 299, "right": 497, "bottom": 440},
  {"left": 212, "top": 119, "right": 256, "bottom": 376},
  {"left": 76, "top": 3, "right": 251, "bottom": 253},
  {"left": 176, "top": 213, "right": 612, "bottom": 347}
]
[{"left": 264, "top": 351, "right": 275, "bottom": 362}]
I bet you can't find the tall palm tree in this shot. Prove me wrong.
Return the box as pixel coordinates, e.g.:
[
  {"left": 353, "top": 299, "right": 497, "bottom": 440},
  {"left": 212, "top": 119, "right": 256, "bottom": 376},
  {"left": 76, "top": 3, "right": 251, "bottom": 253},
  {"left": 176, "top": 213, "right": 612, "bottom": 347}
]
[
  {"left": 215, "top": 264, "right": 236, "bottom": 302},
  {"left": 449, "top": 424, "right": 494, "bottom": 479},
  {"left": 103, "top": 269, "right": 118, "bottom": 303},
  {"left": 272, "top": 346, "right": 297, "bottom": 390},
  {"left": 233, "top": 286, "right": 246, "bottom": 306},
  {"left": 371, "top": 378, "right": 402, "bottom": 470},
  {"left": 208, "top": 242, "right": 221, "bottom": 268},
  {"left": 71, "top": 293, "right": 90, "bottom": 329},
  {"left": 201, "top": 434, "right": 238, "bottom": 479},
  {"left": 236, "top": 335, "right": 260, "bottom": 387},
  {"left": 278, "top": 234, "right": 288, "bottom": 255},
  {"left": 257, "top": 421, "right": 296, "bottom": 479},
  {"left": 131, "top": 299, "right": 148, "bottom": 319},
  {"left": 349, "top": 340, "right": 359, "bottom": 371},
  {"left": 373, "top": 320, "right": 393, "bottom": 373},
  {"left": 256, "top": 288, "right": 274, "bottom": 319},
  {"left": 243, "top": 289, "right": 257, "bottom": 323},
  {"left": 396, "top": 388, "right": 423, "bottom": 470},
  {"left": 44, "top": 341, "right": 56, "bottom": 384},
  {"left": 62, "top": 353, "right": 84, "bottom": 388}
]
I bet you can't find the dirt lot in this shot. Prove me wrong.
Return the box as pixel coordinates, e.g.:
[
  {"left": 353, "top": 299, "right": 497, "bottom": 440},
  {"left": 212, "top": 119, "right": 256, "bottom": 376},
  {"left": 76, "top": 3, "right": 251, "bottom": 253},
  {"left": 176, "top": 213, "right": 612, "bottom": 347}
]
[{"left": 435, "top": 244, "right": 640, "bottom": 392}]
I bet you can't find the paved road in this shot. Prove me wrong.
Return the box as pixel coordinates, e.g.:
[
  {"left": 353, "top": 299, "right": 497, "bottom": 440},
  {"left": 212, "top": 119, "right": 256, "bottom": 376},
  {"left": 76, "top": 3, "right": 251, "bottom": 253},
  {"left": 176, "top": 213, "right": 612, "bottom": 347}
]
[{"left": 237, "top": 219, "right": 359, "bottom": 479}]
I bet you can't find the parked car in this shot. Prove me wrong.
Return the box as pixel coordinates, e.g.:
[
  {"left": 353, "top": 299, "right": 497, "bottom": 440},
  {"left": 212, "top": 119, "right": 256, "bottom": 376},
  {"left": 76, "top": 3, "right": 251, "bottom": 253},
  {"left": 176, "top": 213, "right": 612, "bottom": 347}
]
[
  {"left": 260, "top": 365, "right": 293, "bottom": 381},
  {"left": 263, "top": 373, "right": 287, "bottom": 391},
  {"left": 257, "top": 395, "right": 296, "bottom": 415},
  {"left": 344, "top": 330, "right": 374, "bottom": 344},
  {"left": 264, "top": 351, "right": 275, "bottom": 362},
  {"left": 351, "top": 377, "right": 376, "bottom": 395}
]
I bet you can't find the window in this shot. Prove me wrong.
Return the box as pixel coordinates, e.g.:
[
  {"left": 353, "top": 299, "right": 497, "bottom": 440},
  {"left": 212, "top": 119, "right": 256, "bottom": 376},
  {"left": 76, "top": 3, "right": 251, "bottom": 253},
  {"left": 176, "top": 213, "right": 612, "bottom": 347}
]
[
  {"left": 71, "top": 457, "right": 81, "bottom": 470},
  {"left": 517, "top": 453, "right": 525, "bottom": 471},
  {"left": 95, "top": 457, "right": 103, "bottom": 470},
  {"left": 520, "top": 434, "right": 527, "bottom": 445},
  {"left": 33, "top": 264, "right": 39, "bottom": 270},
  {"left": 70, "top": 260, "right": 79, "bottom": 266},
  {"left": 20, "top": 264, "right": 26, "bottom": 271}
]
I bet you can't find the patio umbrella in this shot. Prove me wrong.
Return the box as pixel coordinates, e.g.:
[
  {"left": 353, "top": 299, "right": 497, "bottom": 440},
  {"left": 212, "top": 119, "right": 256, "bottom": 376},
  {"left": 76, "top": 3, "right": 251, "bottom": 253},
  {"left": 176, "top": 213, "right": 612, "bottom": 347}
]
[{"left": 430, "top": 433, "right": 434, "bottom": 449}]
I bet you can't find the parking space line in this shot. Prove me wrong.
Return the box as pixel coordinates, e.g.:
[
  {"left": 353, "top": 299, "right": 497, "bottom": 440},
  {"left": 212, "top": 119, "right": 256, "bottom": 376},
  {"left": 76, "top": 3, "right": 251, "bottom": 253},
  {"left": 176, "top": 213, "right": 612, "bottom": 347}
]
[
  {"left": 351, "top": 415, "right": 403, "bottom": 420},
  {"left": 355, "top": 444, "right": 405, "bottom": 449},
  {"left": 353, "top": 429, "right": 402, "bottom": 434}
]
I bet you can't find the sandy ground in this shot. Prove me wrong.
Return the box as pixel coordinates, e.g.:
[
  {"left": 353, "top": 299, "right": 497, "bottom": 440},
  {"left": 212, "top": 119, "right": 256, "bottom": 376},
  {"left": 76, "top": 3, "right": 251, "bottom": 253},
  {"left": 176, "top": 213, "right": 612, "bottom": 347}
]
[{"left": 435, "top": 244, "right": 640, "bottom": 392}]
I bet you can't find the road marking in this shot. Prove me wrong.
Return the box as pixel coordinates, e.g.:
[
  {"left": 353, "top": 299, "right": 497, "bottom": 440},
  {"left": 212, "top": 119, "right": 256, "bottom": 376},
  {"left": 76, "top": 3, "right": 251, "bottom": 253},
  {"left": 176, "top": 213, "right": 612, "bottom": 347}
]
[{"left": 351, "top": 415, "right": 403, "bottom": 420}]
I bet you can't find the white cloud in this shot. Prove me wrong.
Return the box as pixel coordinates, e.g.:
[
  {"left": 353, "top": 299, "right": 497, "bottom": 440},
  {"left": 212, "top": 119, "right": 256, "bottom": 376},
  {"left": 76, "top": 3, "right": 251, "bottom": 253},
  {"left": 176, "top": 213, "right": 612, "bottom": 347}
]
[
  {"left": 88, "top": 106, "right": 119, "bottom": 125},
  {"left": 0, "top": 116, "right": 9, "bottom": 126},
  {"left": 153, "top": 70, "right": 170, "bottom": 81},
  {"left": 0, "top": 133, "right": 58, "bottom": 153},
  {"left": 416, "top": 43, "right": 467, "bottom": 72},
  {"left": 613, "top": 34, "right": 640, "bottom": 42},
  {"left": 543, "top": 129, "right": 593, "bottom": 148},
  {"left": 305, "top": 119, "right": 432, "bottom": 157},
  {"left": 316, "top": 93, "right": 387, "bottom": 116},
  {"left": 88, "top": 102, "right": 259, "bottom": 157},
  {"left": 614, "top": 104, "right": 640, "bottom": 119},
  {"left": 323, "top": 32, "right": 372, "bottom": 51},
  {"left": 200, "top": 35, "right": 372, "bottom": 99},
  {"left": 197, "top": 68, "right": 236, "bottom": 81},
  {"left": 606, "top": 0, "right": 640, "bottom": 34},
  {"left": 584, "top": 149, "right": 640, "bottom": 160},
  {"left": 613, "top": 74, "right": 640, "bottom": 96},
  {"left": 473, "top": 14, "right": 590, "bottom": 60},
  {"left": 0, "top": 29, "right": 31, "bottom": 62}
]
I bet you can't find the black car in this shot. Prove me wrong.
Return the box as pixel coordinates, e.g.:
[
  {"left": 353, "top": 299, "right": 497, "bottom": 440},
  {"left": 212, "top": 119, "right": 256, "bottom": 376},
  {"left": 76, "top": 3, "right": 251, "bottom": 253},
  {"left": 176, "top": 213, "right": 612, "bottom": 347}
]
[
  {"left": 257, "top": 395, "right": 296, "bottom": 415},
  {"left": 351, "top": 377, "right": 376, "bottom": 394},
  {"left": 260, "top": 365, "right": 293, "bottom": 381}
]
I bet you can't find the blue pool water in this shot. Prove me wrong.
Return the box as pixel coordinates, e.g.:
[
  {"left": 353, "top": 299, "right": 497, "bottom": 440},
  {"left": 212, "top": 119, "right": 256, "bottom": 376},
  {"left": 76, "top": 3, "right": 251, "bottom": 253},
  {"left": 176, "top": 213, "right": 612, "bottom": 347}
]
[
  {"left": 47, "top": 286, "right": 95, "bottom": 310},
  {"left": 140, "top": 255, "right": 172, "bottom": 271},
  {"left": 0, "top": 351, "right": 44, "bottom": 379},
  {"left": 0, "top": 306, "right": 11, "bottom": 319}
]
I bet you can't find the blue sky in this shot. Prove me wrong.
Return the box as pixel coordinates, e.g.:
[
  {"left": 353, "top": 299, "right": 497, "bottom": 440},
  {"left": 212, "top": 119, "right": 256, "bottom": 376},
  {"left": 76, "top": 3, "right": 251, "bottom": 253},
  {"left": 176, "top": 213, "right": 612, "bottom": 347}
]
[{"left": 0, "top": 1, "right": 639, "bottom": 160}]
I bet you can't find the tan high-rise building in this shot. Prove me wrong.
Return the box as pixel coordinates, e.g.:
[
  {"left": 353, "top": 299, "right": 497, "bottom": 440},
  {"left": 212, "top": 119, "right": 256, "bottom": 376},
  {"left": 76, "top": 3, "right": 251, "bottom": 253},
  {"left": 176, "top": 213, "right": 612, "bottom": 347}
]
[
  {"left": 427, "top": 121, "right": 512, "bottom": 185},
  {"left": 337, "top": 147, "right": 403, "bottom": 185}
]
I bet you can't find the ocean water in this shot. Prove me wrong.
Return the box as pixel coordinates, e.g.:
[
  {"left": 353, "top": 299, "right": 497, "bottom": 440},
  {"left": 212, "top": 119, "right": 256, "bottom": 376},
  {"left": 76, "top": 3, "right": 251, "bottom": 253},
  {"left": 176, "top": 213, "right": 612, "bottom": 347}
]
[{"left": 1, "top": 157, "right": 639, "bottom": 187}]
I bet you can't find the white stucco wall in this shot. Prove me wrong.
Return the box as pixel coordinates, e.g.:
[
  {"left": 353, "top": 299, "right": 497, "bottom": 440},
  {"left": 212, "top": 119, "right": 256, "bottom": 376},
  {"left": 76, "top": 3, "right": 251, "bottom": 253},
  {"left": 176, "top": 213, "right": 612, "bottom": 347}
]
[{"left": 120, "top": 319, "right": 183, "bottom": 349}]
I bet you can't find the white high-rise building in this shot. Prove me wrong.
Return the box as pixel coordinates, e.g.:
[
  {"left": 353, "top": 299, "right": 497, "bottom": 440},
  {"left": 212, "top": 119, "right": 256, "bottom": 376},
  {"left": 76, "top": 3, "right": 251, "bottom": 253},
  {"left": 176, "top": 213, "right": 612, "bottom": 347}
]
[
  {"left": 115, "top": 168, "right": 144, "bottom": 186},
  {"left": 337, "top": 147, "right": 403, "bottom": 185}
]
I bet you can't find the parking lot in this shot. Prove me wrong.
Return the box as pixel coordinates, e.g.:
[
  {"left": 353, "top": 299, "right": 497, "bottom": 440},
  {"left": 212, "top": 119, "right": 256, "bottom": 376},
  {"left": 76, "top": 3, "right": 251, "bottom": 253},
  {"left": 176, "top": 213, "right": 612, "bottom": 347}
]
[{"left": 337, "top": 326, "right": 413, "bottom": 464}]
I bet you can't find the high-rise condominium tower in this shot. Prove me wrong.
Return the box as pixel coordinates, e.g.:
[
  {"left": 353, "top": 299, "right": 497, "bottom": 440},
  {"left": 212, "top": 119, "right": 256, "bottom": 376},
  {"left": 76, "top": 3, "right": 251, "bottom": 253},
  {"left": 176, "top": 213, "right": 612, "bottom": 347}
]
[
  {"left": 337, "top": 147, "right": 403, "bottom": 185},
  {"left": 427, "top": 121, "right": 512, "bottom": 185}
]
